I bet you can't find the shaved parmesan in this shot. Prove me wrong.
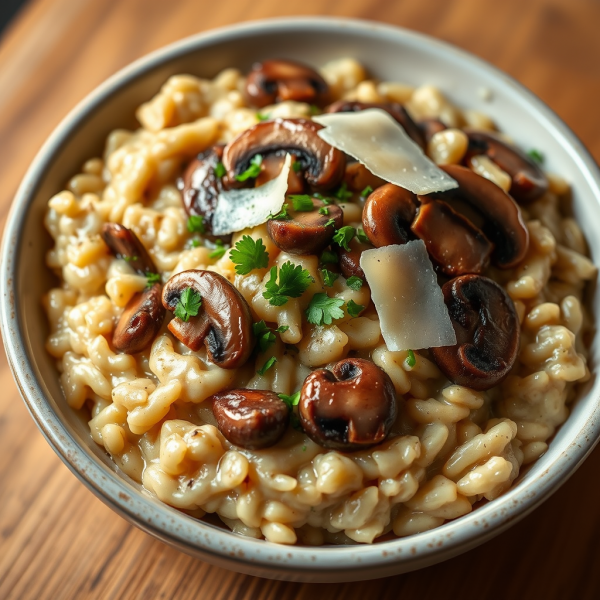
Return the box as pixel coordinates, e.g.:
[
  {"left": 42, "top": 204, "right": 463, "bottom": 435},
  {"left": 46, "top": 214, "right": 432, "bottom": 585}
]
[
  {"left": 211, "top": 153, "right": 291, "bottom": 235},
  {"left": 313, "top": 109, "right": 458, "bottom": 195},
  {"left": 360, "top": 240, "right": 457, "bottom": 350}
]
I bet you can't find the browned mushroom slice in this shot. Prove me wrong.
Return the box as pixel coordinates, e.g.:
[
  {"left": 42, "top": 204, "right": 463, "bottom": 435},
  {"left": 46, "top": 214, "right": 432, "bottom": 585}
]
[
  {"left": 255, "top": 154, "right": 305, "bottom": 194},
  {"left": 113, "top": 283, "right": 165, "bottom": 354},
  {"left": 325, "top": 100, "right": 426, "bottom": 150},
  {"left": 464, "top": 130, "right": 548, "bottom": 203},
  {"left": 211, "top": 389, "right": 290, "bottom": 449},
  {"left": 299, "top": 358, "right": 397, "bottom": 451},
  {"left": 411, "top": 199, "right": 493, "bottom": 276},
  {"left": 425, "top": 165, "right": 529, "bottom": 269},
  {"left": 362, "top": 183, "right": 419, "bottom": 247},
  {"left": 418, "top": 118, "right": 447, "bottom": 143},
  {"left": 162, "top": 270, "right": 255, "bottom": 368},
  {"left": 267, "top": 198, "right": 343, "bottom": 255},
  {"left": 343, "top": 162, "right": 386, "bottom": 193},
  {"left": 245, "top": 59, "right": 330, "bottom": 108},
  {"left": 101, "top": 223, "right": 157, "bottom": 275},
  {"left": 179, "top": 145, "right": 224, "bottom": 235},
  {"left": 337, "top": 236, "right": 373, "bottom": 281},
  {"left": 221, "top": 118, "right": 345, "bottom": 191},
  {"left": 430, "top": 275, "right": 520, "bottom": 391}
]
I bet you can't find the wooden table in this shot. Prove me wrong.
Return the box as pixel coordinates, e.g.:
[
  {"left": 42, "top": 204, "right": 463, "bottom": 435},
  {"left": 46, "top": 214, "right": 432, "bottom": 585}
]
[{"left": 1, "top": 0, "right": 599, "bottom": 597}]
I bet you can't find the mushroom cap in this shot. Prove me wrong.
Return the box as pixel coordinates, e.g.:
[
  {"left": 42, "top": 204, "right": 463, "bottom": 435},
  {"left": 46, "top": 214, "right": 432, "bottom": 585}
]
[
  {"left": 221, "top": 118, "right": 345, "bottom": 191},
  {"left": 101, "top": 223, "right": 157, "bottom": 275},
  {"left": 337, "top": 236, "right": 372, "bottom": 281},
  {"left": 431, "top": 274, "right": 520, "bottom": 390},
  {"left": 162, "top": 270, "right": 255, "bottom": 369},
  {"left": 299, "top": 358, "right": 397, "bottom": 451}
]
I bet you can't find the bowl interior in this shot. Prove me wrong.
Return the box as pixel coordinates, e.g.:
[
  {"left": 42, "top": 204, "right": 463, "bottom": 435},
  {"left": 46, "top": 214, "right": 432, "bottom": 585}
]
[{"left": 4, "top": 18, "right": 600, "bottom": 581}]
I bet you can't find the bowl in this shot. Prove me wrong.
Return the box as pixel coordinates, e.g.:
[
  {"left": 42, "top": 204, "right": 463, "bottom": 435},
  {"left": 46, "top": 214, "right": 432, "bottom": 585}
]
[{"left": 2, "top": 17, "right": 599, "bottom": 583}]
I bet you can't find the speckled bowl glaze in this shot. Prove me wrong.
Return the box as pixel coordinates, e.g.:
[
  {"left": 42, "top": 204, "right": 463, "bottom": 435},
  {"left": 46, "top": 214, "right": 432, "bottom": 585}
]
[{"left": 1, "top": 17, "right": 599, "bottom": 582}]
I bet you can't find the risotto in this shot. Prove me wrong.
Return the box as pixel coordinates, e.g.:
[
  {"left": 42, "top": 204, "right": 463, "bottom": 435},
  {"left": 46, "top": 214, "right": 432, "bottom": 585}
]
[{"left": 43, "top": 57, "right": 597, "bottom": 545}]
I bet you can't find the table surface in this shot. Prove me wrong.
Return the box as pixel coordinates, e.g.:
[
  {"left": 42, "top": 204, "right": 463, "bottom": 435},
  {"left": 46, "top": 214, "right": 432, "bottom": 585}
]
[{"left": 1, "top": 0, "right": 600, "bottom": 598}]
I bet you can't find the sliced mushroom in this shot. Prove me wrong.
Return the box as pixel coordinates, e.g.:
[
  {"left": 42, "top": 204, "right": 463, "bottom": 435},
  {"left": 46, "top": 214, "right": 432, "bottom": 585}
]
[
  {"left": 362, "top": 183, "right": 419, "bottom": 247},
  {"left": 343, "top": 161, "right": 386, "bottom": 193},
  {"left": 221, "top": 118, "right": 345, "bottom": 191},
  {"left": 112, "top": 283, "right": 165, "bottom": 354},
  {"left": 299, "top": 358, "right": 397, "bottom": 451},
  {"left": 425, "top": 165, "right": 529, "bottom": 269},
  {"left": 464, "top": 130, "right": 548, "bottom": 203},
  {"left": 211, "top": 389, "right": 290, "bottom": 449},
  {"left": 245, "top": 59, "right": 330, "bottom": 108},
  {"left": 101, "top": 223, "right": 156, "bottom": 275},
  {"left": 419, "top": 118, "right": 447, "bottom": 142},
  {"left": 325, "top": 100, "right": 426, "bottom": 150},
  {"left": 411, "top": 199, "right": 493, "bottom": 276},
  {"left": 162, "top": 270, "right": 255, "bottom": 368},
  {"left": 430, "top": 275, "right": 520, "bottom": 390},
  {"left": 255, "top": 154, "right": 305, "bottom": 194},
  {"left": 179, "top": 145, "right": 224, "bottom": 236},
  {"left": 337, "top": 236, "right": 372, "bottom": 281}
]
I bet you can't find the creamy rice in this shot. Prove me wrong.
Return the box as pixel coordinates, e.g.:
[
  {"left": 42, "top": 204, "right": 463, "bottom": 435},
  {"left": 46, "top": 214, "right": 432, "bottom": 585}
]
[{"left": 43, "top": 58, "right": 596, "bottom": 545}]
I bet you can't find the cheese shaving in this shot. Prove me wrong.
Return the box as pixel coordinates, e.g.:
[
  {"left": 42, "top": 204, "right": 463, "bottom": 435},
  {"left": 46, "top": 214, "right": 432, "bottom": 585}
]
[
  {"left": 211, "top": 153, "right": 291, "bottom": 235},
  {"left": 313, "top": 109, "right": 458, "bottom": 195}
]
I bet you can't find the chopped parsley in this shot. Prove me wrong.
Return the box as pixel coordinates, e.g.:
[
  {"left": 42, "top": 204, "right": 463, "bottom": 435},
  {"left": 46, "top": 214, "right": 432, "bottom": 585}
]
[
  {"left": 356, "top": 228, "right": 370, "bottom": 244},
  {"left": 360, "top": 185, "right": 373, "bottom": 198},
  {"left": 208, "top": 239, "right": 227, "bottom": 259},
  {"left": 123, "top": 255, "right": 139, "bottom": 262},
  {"left": 230, "top": 236, "right": 269, "bottom": 275},
  {"left": 214, "top": 162, "right": 226, "bottom": 178},
  {"left": 278, "top": 391, "right": 301, "bottom": 410},
  {"left": 406, "top": 349, "right": 416, "bottom": 368},
  {"left": 306, "top": 293, "right": 345, "bottom": 325},
  {"left": 345, "top": 276, "right": 363, "bottom": 291},
  {"left": 235, "top": 154, "right": 263, "bottom": 182},
  {"left": 318, "top": 206, "right": 329, "bottom": 215},
  {"left": 324, "top": 218, "right": 336, "bottom": 228},
  {"left": 334, "top": 182, "right": 352, "bottom": 200},
  {"left": 174, "top": 288, "right": 202, "bottom": 322},
  {"left": 320, "top": 249, "right": 338, "bottom": 265},
  {"left": 262, "top": 262, "right": 314, "bottom": 306},
  {"left": 527, "top": 149, "right": 544, "bottom": 164},
  {"left": 268, "top": 204, "right": 290, "bottom": 220},
  {"left": 289, "top": 195, "right": 314, "bottom": 212},
  {"left": 145, "top": 272, "right": 161, "bottom": 287},
  {"left": 253, "top": 320, "right": 289, "bottom": 353},
  {"left": 257, "top": 356, "right": 277, "bottom": 376},
  {"left": 292, "top": 160, "right": 303, "bottom": 173},
  {"left": 332, "top": 226, "right": 356, "bottom": 251},
  {"left": 320, "top": 268, "right": 339, "bottom": 287},
  {"left": 309, "top": 104, "right": 320, "bottom": 115},
  {"left": 256, "top": 112, "right": 270, "bottom": 122},
  {"left": 190, "top": 239, "right": 201, "bottom": 248},
  {"left": 346, "top": 299, "right": 365, "bottom": 318},
  {"left": 187, "top": 215, "right": 205, "bottom": 234}
]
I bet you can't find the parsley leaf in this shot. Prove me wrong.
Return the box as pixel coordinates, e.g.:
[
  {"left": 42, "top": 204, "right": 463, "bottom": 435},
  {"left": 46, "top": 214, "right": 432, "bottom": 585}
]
[
  {"left": 190, "top": 239, "right": 201, "bottom": 248},
  {"left": 278, "top": 391, "right": 301, "bottom": 410},
  {"left": 289, "top": 195, "right": 315, "bottom": 212},
  {"left": 334, "top": 182, "right": 352, "bottom": 200},
  {"left": 174, "top": 288, "right": 202, "bottom": 322},
  {"left": 356, "top": 228, "right": 370, "bottom": 244},
  {"left": 235, "top": 154, "right": 263, "bottom": 182},
  {"left": 324, "top": 218, "right": 336, "bottom": 228},
  {"left": 230, "top": 236, "right": 269, "bottom": 275},
  {"left": 527, "top": 149, "right": 544, "bottom": 164},
  {"left": 214, "top": 162, "right": 226, "bottom": 178},
  {"left": 406, "top": 349, "right": 416, "bottom": 368},
  {"left": 292, "top": 160, "right": 303, "bottom": 173},
  {"left": 321, "top": 268, "right": 339, "bottom": 287},
  {"left": 253, "top": 321, "right": 290, "bottom": 353},
  {"left": 209, "top": 239, "right": 227, "bottom": 259},
  {"left": 262, "top": 262, "right": 314, "bottom": 306},
  {"left": 346, "top": 276, "right": 363, "bottom": 291},
  {"left": 306, "top": 293, "right": 345, "bottom": 325},
  {"left": 346, "top": 299, "right": 365, "bottom": 318},
  {"left": 257, "top": 356, "right": 277, "bottom": 376},
  {"left": 187, "top": 215, "right": 205, "bottom": 234},
  {"left": 333, "top": 226, "right": 356, "bottom": 251},
  {"left": 360, "top": 185, "right": 374, "bottom": 198},
  {"left": 123, "top": 255, "right": 139, "bottom": 262},
  {"left": 318, "top": 206, "right": 329, "bottom": 215},
  {"left": 145, "top": 272, "right": 161, "bottom": 287},
  {"left": 309, "top": 104, "right": 320, "bottom": 115},
  {"left": 268, "top": 204, "right": 290, "bottom": 220},
  {"left": 320, "top": 250, "right": 338, "bottom": 264},
  {"left": 256, "top": 112, "right": 269, "bottom": 122}
]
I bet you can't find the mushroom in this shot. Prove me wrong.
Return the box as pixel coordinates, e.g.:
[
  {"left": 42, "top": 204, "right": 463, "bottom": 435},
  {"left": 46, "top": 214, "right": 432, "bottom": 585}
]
[
  {"left": 343, "top": 161, "right": 386, "bottom": 193},
  {"left": 411, "top": 198, "right": 493, "bottom": 276},
  {"left": 245, "top": 59, "right": 330, "bottom": 108},
  {"left": 221, "top": 118, "right": 345, "bottom": 191},
  {"left": 112, "top": 283, "right": 165, "bottom": 354},
  {"left": 299, "top": 358, "right": 397, "bottom": 451},
  {"left": 425, "top": 165, "right": 529, "bottom": 269},
  {"left": 267, "top": 197, "right": 343, "bottom": 255},
  {"left": 162, "top": 270, "right": 255, "bottom": 368},
  {"left": 255, "top": 154, "right": 305, "bottom": 194},
  {"left": 464, "top": 129, "right": 548, "bottom": 203},
  {"left": 325, "top": 100, "right": 426, "bottom": 149},
  {"left": 430, "top": 274, "right": 520, "bottom": 391},
  {"left": 362, "top": 183, "right": 419, "bottom": 247},
  {"left": 337, "top": 236, "right": 372, "bottom": 281},
  {"left": 211, "top": 389, "right": 290, "bottom": 449},
  {"left": 101, "top": 223, "right": 157, "bottom": 275},
  {"left": 418, "top": 118, "right": 447, "bottom": 142},
  {"left": 179, "top": 145, "right": 225, "bottom": 236}
]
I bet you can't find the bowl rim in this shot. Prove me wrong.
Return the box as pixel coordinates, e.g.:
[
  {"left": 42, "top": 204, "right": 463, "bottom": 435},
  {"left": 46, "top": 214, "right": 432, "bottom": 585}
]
[{"left": 2, "top": 15, "right": 600, "bottom": 580}]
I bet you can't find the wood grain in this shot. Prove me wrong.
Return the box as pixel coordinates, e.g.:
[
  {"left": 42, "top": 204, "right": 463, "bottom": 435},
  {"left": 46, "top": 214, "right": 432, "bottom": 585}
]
[{"left": 1, "top": 0, "right": 599, "bottom": 598}]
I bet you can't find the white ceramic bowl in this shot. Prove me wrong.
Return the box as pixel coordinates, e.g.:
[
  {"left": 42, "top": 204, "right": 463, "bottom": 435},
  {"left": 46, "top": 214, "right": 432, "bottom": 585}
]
[{"left": 2, "top": 17, "right": 599, "bottom": 582}]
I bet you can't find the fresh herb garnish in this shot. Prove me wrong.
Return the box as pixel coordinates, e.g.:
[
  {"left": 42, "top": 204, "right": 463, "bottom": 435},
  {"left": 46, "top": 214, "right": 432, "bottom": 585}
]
[
  {"left": 306, "top": 293, "right": 345, "bottom": 325},
  {"left": 174, "top": 288, "right": 202, "bottom": 322},
  {"left": 208, "top": 239, "right": 227, "bottom": 259},
  {"left": 321, "top": 268, "right": 339, "bottom": 287},
  {"left": 230, "top": 235, "right": 269, "bottom": 275},
  {"left": 123, "top": 255, "right": 139, "bottom": 262},
  {"left": 346, "top": 299, "right": 364, "bottom": 318},
  {"left": 324, "top": 218, "right": 336, "bottom": 228},
  {"left": 253, "top": 320, "right": 289, "bottom": 353},
  {"left": 235, "top": 154, "right": 263, "bottom": 182},
  {"left": 320, "top": 250, "right": 338, "bottom": 265},
  {"left": 318, "top": 206, "right": 329, "bottom": 215},
  {"left": 406, "top": 349, "right": 416, "bottom": 368},
  {"left": 356, "top": 228, "right": 370, "bottom": 244},
  {"left": 145, "top": 272, "right": 161, "bottom": 287},
  {"left": 187, "top": 215, "right": 205, "bottom": 234},
  {"left": 334, "top": 182, "right": 352, "bottom": 200},
  {"left": 302, "top": 445, "right": 307, "bottom": 451},
  {"left": 268, "top": 204, "right": 290, "bottom": 221},
  {"left": 278, "top": 391, "right": 301, "bottom": 410},
  {"left": 332, "top": 226, "right": 356, "bottom": 251},
  {"left": 309, "top": 104, "right": 320, "bottom": 115},
  {"left": 345, "top": 276, "right": 363, "bottom": 291},
  {"left": 191, "top": 239, "right": 201, "bottom": 248},
  {"left": 527, "top": 149, "right": 544, "bottom": 164},
  {"left": 257, "top": 356, "right": 277, "bottom": 376},
  {"left": 262, "top": 262, "right": 314, "bottom": 306},
  {"left": 214, "top": 162, "right": 226, "bottom": 178},
  {"left": 292, "top": 160, "right": 303, "bottom": 173},
  {"left": 289, "top": 195, "right": 315, "bottom": 212},
  {"left": 256, "top": 112, "right": 269, "bottom": 122},
  {"left": 360, "top": 185, "right": 373, "bottom": 198}
]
